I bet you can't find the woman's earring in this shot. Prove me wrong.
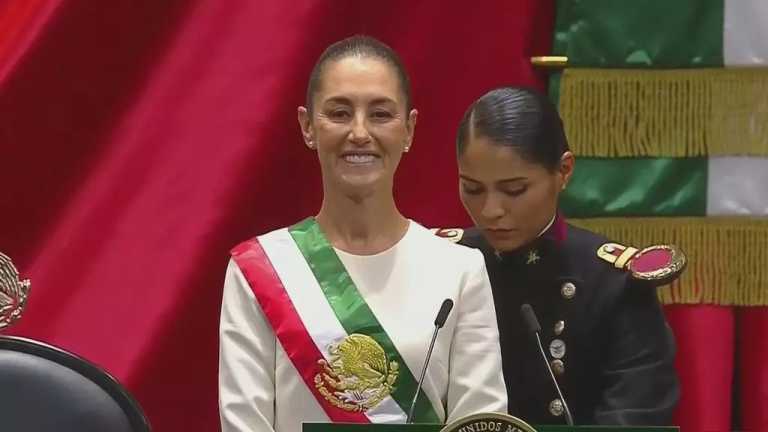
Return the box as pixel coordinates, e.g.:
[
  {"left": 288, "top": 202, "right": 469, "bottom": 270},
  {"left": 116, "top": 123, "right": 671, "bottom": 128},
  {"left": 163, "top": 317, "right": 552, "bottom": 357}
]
[
  {"left": 307, "top": 140, "right": 315, "bottom": 149},
  {"left": 404, "top": 145, "right": 410, "bottom": 153}
]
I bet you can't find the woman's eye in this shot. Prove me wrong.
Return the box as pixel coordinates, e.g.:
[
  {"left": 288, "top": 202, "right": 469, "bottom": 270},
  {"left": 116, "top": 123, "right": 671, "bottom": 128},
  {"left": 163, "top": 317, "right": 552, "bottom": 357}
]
[
  {"left": 371, "top": 110, "right": 393, "bottom": 120},
  {"left": 503, "top": 188, "right": 527, "bottom": 197},
  {"left": 462, "top": 185, "right": 484, "bottom": 195},
  {"left": 328, "top": 110, "right": 351, "bottom": 120}
]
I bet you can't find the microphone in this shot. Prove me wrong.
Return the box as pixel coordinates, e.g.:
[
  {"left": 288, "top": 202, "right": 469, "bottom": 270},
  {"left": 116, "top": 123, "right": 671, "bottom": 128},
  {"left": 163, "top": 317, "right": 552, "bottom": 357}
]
[
  {"left": 406, "top": 298, "right": 454, "bottom": 423},
  {"left": 434, "top": 298, "right": 454, "bottom": 327},
  {"left": 520, "top": 304, "right": 574, "bottom": 426}
]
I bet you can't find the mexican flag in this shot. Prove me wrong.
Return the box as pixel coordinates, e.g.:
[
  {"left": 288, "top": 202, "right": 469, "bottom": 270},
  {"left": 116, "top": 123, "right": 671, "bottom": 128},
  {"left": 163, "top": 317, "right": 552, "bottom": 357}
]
[{"left": 551, "top": 0, "right": 768, "bottom": 305}]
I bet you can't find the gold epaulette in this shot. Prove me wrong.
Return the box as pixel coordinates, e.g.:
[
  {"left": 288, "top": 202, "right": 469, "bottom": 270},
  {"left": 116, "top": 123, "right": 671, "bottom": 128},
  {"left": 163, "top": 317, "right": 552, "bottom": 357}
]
[
  {"left": 430, "top": 228, "right": 465, "bottom": 243},
  {"left": 597, "top": 242, "right": 687, "bottom": 286}
]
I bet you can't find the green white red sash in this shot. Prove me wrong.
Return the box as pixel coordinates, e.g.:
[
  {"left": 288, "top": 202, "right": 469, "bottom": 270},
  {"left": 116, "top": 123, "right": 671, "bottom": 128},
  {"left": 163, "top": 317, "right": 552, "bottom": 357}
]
[{"left": 230, "top": 217, "right": 440, "bottom": 424}]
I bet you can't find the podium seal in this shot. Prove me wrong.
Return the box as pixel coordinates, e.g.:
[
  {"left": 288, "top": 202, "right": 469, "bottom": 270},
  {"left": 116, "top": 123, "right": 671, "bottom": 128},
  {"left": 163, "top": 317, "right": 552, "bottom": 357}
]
[{"left": 440, "top": 412, "right": 537, "bottom": 432}]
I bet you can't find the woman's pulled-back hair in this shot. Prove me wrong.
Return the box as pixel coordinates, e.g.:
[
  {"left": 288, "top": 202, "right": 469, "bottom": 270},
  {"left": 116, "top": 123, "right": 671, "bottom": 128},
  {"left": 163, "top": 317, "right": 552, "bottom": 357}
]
[
  {"left": 306, "top": 35, "right": 412, "bottom": 113},
  {"left": 456, "top": 86, "right": 569, "bottom": 171}
]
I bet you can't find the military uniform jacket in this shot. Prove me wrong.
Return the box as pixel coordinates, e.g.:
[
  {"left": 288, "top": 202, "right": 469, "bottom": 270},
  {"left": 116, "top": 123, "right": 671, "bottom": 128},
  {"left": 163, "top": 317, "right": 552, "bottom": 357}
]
[{"left": 458, "top": 220, "right": 680, "bottom": 426}]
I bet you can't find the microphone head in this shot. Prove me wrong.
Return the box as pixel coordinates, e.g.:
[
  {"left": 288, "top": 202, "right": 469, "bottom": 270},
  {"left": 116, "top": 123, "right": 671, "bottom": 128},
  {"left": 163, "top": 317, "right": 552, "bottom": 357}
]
[
  {"left": 434, "top": 299, "right": 454, "bottom": 328},
  {"left": 520, "top": 303, "right": 541, "bottom": 334}
]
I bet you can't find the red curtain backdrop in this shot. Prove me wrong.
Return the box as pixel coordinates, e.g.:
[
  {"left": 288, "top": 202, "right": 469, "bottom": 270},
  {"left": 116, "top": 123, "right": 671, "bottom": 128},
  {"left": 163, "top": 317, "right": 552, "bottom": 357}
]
[
  {"left": 0, "top": 1, "right": 554, "bottom": 430},
  {"left": 738, "top": 308, "right": 768, "bottom": 431},
  {"left": 7, "top": 2, "right": 763, "bottom": 431},
  {"left": 666, "top": 306, "right": 734, "bottom": 431}
]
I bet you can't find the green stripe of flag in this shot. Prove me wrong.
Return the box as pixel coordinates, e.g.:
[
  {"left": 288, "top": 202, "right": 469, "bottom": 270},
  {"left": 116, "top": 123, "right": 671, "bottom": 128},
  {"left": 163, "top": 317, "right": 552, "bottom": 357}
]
[
  {"left": 560, "top": 158, "right": 708, "bottom": 218},
  {"left": 553, "top": 0, "right": 724, "bottom": 67},
  {"left": 288, "top": 218, "right": 440, "bottom": 423}
]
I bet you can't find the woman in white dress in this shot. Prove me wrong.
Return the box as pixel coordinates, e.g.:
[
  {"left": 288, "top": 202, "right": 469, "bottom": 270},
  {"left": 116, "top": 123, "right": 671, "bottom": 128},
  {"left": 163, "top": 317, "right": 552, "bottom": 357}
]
[{"left": 218, "top": 35, "right": 507, "bottom": 432}]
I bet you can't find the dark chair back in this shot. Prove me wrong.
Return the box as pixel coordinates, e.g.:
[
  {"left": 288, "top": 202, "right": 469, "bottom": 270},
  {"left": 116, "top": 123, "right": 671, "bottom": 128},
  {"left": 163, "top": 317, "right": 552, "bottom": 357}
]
[{"left": 0, "top": 336, "right": 150, "bottom": 431}]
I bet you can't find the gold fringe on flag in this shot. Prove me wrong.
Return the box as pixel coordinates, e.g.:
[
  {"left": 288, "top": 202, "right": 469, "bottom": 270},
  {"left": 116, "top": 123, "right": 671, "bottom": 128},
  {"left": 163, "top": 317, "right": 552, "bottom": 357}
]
[
  {"left": 570, "top": 217, "right": 768, "bottom": 306},
  {"left": 559, "top": 68, "right": 768, "bottom": 157}
]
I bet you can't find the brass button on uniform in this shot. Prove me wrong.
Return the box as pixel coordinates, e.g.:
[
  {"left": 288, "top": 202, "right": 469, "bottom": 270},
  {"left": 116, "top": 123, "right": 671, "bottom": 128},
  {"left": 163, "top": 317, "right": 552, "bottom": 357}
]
[
  {"left": 549, "top": 338, "right": 566, "bottom": 359},
  {"left": 549, "top": 398, "right": 564, "bottom": 416},
  {"left": 551, "top": 359, "right": 565, "bottom": 375},
  {"left": 554, "top": 320, "right": 565, "bottom": 335},
  {"left": 561, "top": 282, "right": 576, "bottom": 299}
]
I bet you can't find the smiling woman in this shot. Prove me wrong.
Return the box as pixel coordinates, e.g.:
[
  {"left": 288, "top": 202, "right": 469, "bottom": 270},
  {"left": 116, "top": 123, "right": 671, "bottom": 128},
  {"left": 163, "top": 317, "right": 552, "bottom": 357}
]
[
  {"left": 298, "top": 53, "right": 416, "bottom": 207},
  {"left": 217, "top": 36, "right": 508, "bottom": 432}
]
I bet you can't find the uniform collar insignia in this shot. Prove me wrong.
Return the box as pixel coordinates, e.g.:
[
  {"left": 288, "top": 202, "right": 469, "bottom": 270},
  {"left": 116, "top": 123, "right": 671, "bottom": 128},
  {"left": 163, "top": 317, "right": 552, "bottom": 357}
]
[{"left": 526, "top": 249, "right": 541, "bottom": 265}]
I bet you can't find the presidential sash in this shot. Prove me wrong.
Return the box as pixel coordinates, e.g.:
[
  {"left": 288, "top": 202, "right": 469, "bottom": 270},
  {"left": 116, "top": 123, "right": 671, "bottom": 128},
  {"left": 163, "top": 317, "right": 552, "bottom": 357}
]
[{"left": 231, "top": 217, "right": 440, "bottom": 424}]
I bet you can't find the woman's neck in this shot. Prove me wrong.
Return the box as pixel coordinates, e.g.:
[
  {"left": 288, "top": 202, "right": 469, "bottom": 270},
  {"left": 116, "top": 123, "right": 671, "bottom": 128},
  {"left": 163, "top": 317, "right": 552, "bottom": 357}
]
[{"left": 315, "top": 188, "right": 408, "bottom": 255}]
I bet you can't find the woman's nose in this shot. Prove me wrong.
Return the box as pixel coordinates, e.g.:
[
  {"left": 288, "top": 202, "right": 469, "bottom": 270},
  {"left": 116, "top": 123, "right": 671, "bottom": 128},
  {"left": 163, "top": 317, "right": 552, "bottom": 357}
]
[
  {"left": 348, "top": 113, "right": 371, "bottom": 144},
  {"left": 481, "top": 194, "right": 505, "bottom": 219}
]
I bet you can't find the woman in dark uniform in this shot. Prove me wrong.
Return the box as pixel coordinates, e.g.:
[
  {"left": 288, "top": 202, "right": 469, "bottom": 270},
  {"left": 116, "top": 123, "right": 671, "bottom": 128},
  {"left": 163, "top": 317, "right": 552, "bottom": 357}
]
[{"left": 451, "top": 86, "right": 681, "bottom": 426}]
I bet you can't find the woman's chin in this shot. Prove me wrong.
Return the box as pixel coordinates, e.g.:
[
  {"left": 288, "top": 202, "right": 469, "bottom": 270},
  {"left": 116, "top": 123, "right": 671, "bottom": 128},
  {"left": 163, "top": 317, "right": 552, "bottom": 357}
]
[
  {"left": 485, "top": 235, "right": 527, "bottom": 253},
  {"left": 337, "top": 172, "right": 387, "bottom": 191}
]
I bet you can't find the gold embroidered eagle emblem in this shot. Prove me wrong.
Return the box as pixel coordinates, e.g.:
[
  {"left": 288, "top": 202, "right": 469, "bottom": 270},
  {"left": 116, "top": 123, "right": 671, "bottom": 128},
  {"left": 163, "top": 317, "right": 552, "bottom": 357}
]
[
  {"left": 315, "top": 333, "right": 398, "bottom": 412},
  {"left": 0, "top": 252, "right": 31, "bottom": 330}
]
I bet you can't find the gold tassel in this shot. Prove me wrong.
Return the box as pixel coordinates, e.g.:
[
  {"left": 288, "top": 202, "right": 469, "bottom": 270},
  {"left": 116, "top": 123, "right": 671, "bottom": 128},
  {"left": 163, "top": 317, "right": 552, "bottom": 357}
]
[
  {"left": 570, "top": 217, "right": 768, "bottom": 306},
  {"left": 559, "top": 68, "right": 768, "bottom": 157}
]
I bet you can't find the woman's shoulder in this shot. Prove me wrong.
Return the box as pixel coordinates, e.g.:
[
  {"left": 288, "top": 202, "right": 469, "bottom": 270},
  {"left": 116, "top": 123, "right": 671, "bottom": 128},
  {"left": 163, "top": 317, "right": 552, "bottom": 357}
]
[
  {"left": 562, "top": 224, "right": 610, "bottom": 257},
  {"left": 229, "top": 224, "right": 291, "bottom": 256},
  {"left": 428, "top": 226, "right": 488, "bottom": 249},
  {"left": 412, "top": 222, "right": 485, "bottom": 264}
]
